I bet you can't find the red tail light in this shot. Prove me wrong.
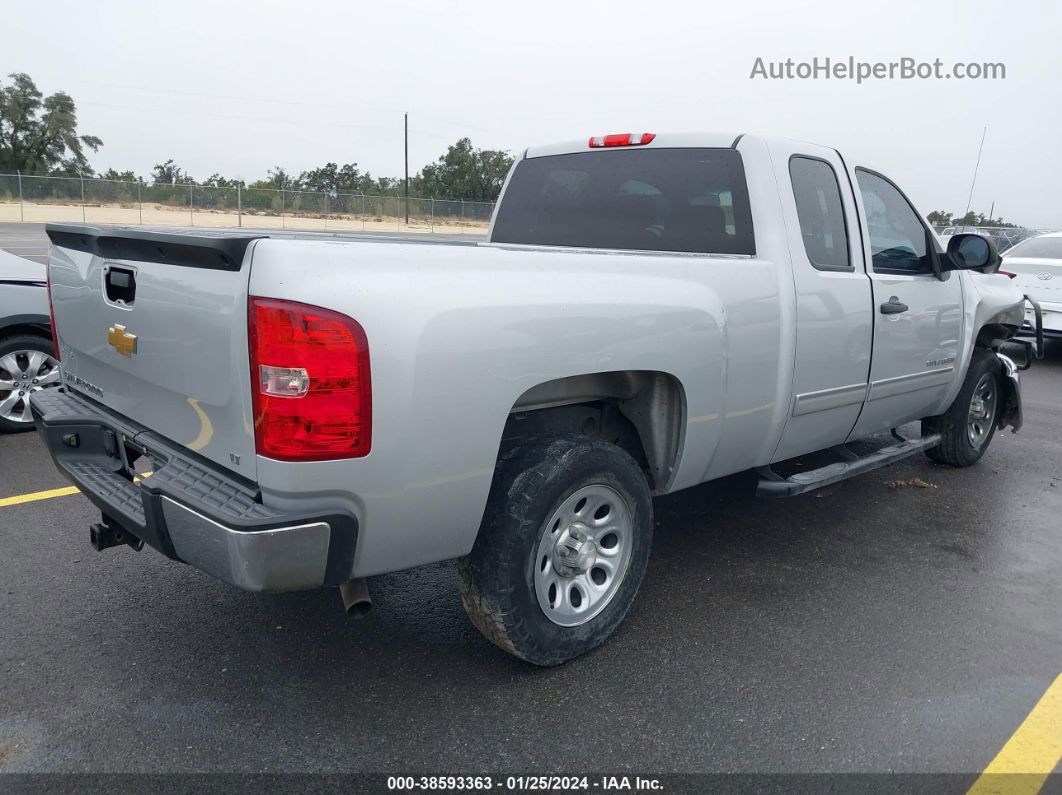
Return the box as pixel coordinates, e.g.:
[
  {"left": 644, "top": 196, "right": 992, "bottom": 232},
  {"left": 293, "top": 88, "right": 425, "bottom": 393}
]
[
  {"left": 588, "top": 133, "right": 656, "bottom": 148},
  {"left": 248, "top": 297, "right": 371, "bottom": 460},
  {"left": 997, "top": 270, "right": 1017, "bottom": 279},
  {"left": 46, "top": 268, "right": 60, "bottom": 360}
]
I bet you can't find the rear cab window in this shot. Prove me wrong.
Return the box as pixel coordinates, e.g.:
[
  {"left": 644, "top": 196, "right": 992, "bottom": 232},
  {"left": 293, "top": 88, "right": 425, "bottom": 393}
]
[{"left": 491, "top": 148, "right": 755, "bottom": 256}]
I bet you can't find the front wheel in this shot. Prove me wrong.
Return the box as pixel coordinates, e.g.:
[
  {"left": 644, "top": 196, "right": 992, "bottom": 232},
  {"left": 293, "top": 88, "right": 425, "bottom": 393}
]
[
  {"left": 923, "top": 348, "right": 1002, "bottom": 467},
  {"left": 458, "top": 435, "right": 653, "bottom": 666}
]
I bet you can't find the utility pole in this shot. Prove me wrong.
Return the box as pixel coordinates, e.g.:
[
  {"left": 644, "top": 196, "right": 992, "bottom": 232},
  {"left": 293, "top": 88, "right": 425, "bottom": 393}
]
[{"left": 404, "top": 112, "right": 409, "bottom": 225}]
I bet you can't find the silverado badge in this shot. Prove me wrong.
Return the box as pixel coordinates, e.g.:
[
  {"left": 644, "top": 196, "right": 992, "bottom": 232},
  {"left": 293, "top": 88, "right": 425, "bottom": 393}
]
[{"left": 107, "top": 324, "right": 138, "bottom": 357}]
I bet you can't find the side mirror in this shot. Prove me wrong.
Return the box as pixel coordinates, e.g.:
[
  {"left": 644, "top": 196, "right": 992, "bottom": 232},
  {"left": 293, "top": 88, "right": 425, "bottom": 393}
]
[{"left": 945, "top": 233, "right": 1000, "bottom": 273}]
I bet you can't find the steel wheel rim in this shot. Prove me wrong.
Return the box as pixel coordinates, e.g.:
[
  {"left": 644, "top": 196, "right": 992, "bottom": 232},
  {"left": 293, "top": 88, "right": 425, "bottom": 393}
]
[
  {"left": 534, "top": 483, "right": 634, "bottom": 628},
  {"left": 0, "top": 349, "right": 60, "bottom": 423},
  {"left": 967, "top": 372, "right": 996, "bottom": 448}
]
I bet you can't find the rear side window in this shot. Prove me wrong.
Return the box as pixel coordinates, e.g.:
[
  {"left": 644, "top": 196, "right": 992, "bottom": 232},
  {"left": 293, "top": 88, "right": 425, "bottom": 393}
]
[
  {"left": 491, "top": 148, "right": 755, "bottom": 255},
  {"left": 789, "top": 157, "right": 850, "bottom": 271}
]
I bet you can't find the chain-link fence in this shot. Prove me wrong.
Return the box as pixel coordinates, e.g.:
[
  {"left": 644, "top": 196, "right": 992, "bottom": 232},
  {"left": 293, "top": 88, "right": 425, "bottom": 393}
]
[
  {"left": 932, "top": 225, "right": 1057, "bottom": 253},
  {"left": 0, "top": 172, "right": 496, "bottom": 235},
  {"left": 6, "top": 175, "right": 1056, "bottom": 249}
]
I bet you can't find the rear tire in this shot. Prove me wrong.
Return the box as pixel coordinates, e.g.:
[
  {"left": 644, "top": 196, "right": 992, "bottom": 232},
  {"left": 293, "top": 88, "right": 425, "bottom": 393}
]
[
  {"left": 922, "top": 348, "right": 1001, "bottom": 467},
  {"left": 457, "top": 435, "right": 653, "bottom": 666},
  {"left": 0, "top": 333, "right": 59, "bottom": 433}
]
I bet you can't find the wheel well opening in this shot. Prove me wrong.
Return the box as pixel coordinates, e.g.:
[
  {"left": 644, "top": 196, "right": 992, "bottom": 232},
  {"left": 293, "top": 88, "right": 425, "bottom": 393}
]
[
  {"left": 0, "top": 323, "right": 51, "bottom": 343},
  {"left": 502, "top": 371, "right": 685, "bottom": 492},
  {"left": 976, "top": 323, "right": 1020, "bottom": 350}
]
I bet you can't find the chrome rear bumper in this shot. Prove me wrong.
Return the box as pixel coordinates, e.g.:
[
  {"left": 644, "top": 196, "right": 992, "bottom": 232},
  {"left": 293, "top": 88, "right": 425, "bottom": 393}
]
[
  {"left": 32, "top": 388, "right": 357, "bottom": 592},
  {"left": 161, "top": 497, "right": 334, "bottom": 591}
]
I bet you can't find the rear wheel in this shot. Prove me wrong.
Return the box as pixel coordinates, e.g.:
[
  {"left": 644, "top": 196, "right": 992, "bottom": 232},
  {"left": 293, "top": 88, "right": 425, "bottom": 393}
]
[
  {"left": 457, "top": 435, "right": 653, "bottom": 666},
  {"left": 923, "top": 348, "right": 1001, "bottom": 467},
  {"left": 0, "top": 333, "right": 60, "bottom": 433}
]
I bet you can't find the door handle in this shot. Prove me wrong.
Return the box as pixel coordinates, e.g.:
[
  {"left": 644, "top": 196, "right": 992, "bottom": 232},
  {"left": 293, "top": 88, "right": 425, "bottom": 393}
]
[{"left": 880, "top": 296, "right": 909, "bottom": 315}]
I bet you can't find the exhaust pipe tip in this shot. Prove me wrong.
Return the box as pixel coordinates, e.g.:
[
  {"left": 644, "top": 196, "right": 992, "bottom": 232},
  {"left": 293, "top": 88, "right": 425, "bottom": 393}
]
[
  {"left": 347, "top": 600, "right": 372, "bottom": 619},
  {"left": 339, "top": 578, "right": 372, "bottom": 618}
]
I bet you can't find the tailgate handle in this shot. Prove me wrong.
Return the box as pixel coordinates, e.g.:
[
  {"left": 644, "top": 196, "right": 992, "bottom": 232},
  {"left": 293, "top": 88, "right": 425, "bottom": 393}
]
[{"left": 105, "top": 267, "right": 137, "bottom": 305}]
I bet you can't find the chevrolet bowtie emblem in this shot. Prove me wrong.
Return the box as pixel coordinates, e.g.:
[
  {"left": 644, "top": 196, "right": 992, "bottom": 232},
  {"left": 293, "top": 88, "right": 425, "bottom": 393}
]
[{"left": 107, "top": 324, "right": 138, "bottom": 356}]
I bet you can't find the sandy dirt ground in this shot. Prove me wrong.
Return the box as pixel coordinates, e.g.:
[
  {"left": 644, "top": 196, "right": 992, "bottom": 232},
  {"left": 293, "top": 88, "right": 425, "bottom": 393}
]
[{"left": 0, "top": 200, "right": 490, "bottom": 235}]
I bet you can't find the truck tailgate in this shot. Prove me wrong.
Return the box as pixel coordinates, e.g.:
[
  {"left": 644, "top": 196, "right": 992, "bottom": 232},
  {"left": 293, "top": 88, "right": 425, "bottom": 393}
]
[{"left": 45, "top": 225, "right": 264, "bottom": 481}]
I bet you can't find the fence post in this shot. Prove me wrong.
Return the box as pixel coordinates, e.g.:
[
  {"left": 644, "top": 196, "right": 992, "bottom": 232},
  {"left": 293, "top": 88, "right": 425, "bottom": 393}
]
[
  {"left": 281, "top": 189, "right": 285, "bottom": 229},
  {"left": 361, "top": 194, "right": 366, "bottom": 232},
  {"left": 189, "top": 184, "right": 194, "bottom": 226},
  {"left": 237, "top": 183, "right": 242, "bottom": 228},
  {"left": 324, "top": 194, "right": 329, "bottom": 231},
  {"left": 79, "top": 172, "right": 86, "bottom": 222},
  {"left": 430, "top": 198, "right": 435, "bottom": 233},
  {"left": 17, "top": 170, "right": 23, "bottom": 222},
  {"left": 137, "top": 180, "right": 143, "bottom": 225}
]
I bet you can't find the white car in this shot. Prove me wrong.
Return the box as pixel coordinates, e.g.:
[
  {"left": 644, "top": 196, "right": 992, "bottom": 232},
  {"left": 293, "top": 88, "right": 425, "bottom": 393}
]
[
  {"left": 0, "top": 250, "right": 60, "bottom": 431},
  {"left": 1002, "top": 232, "right": 1062, "bottom": 337}
]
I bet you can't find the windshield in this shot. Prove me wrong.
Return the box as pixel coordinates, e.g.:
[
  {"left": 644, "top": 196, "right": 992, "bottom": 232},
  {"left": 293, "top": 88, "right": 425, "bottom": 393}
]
[
  {"left": 1004, "top": 236, "right": 1062, "bottom": 259},
  {"left": 491, "top": 148, "right": 755, "bottom": 255}
]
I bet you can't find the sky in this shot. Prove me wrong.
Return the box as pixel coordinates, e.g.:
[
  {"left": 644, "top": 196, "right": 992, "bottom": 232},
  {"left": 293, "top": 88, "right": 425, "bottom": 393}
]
[{"left": 3, "top": 0, "right": 1061, "bottom": 226}]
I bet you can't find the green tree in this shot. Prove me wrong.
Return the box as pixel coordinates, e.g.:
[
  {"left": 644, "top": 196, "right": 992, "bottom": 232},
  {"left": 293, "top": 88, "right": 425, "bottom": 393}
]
[
  {"left": 944, "top": 210, "right": 1020, "bottom": 229},
  {"left": 927, "top": 210, "right": 953, "bottom": 226},
  {"left": 372, "top": 176, "right": 402, "bottom": 195},
  {"left": 301, "top": 162, "right": 371, "bottom": 195},
  {"left": 0, "top": 72, "right": 102, "bottom": 174},
  {"left": 152, "top": 159, "right": 193, "bottom": 184},
  {"left": 202, "top": 173, "right": 243, "bottom": 188},
  {"left": 272, "top": 166, "right": 298, "bottom": 191},
  {"left": 418, "top": 138, "right": 513, "bottom": 201},
  {"left": 100, "top": 168, "right": 138, "bottom": 182}
]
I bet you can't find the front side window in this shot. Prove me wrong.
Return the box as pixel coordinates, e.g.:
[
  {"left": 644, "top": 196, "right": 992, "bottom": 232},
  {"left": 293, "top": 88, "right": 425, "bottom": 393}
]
[
  {"left": 789, "top": 157, "right": 850, "bottom": 270},
  {"left": 856, "top": 169, "right": 931, "bottom": 274},
  {"left": 491, "top": 148, "right": 755, "bottom": 255}
]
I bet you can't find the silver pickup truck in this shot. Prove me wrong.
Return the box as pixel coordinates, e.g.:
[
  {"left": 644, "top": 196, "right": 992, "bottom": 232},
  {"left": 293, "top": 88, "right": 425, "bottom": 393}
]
[{"left": 34, "top": 131, "right": 1039, "bottom": 665}]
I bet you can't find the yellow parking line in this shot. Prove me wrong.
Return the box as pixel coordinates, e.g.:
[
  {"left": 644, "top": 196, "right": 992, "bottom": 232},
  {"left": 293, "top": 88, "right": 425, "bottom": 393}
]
[
  {"left": 968, "top": 673, "right": 1062, "bottom": 795},
  {"left": 0, "top": 485, "right": 80, "bottom": 507}
]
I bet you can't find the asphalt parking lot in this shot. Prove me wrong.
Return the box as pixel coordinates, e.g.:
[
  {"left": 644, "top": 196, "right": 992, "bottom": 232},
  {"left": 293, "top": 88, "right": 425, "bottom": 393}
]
[
  {"left": 1, "top": 244, "right": 1060, "bottom": 782},
  {"left": 0, "top": 224, "right": 50, "bottom": 265}
]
